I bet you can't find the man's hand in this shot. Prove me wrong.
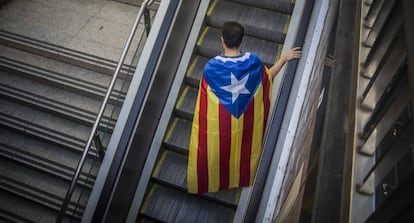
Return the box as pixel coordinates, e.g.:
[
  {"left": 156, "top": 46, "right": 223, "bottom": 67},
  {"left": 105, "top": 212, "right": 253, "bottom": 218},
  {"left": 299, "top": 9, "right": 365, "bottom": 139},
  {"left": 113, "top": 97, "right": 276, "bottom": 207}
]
[
  {"left": 269, "top": 47, "right": 302, "bottom": 78},
  {"left": 281, "top": 47, "right": 302, "bottom": 62}
]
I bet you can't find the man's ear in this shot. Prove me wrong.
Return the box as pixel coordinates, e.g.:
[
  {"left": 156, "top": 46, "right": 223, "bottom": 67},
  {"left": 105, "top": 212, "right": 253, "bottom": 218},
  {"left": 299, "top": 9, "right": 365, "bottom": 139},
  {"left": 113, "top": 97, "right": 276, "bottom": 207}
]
[{"left": 221, "top": 36, "right": 226, "bottom": 49}]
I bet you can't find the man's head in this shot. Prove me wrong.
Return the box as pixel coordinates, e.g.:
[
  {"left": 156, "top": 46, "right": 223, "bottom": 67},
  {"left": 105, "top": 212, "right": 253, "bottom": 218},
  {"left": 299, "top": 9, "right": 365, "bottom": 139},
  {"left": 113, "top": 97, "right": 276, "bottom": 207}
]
[{"left": 221, "top": 21, "right": 244, "bottom": 49}]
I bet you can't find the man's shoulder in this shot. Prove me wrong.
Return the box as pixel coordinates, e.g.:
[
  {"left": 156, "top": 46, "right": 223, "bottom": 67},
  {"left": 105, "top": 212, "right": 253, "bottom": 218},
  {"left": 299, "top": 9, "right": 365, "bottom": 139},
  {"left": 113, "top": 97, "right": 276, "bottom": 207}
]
[{"left": 209, "top": 52, "right": 262, "bottom": 63}]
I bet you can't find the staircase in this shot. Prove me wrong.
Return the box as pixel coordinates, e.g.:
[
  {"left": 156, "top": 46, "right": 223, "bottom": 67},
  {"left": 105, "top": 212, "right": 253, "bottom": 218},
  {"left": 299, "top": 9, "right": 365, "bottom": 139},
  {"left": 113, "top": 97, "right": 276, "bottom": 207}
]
[{"left": 0, "top": 29, "right": 131, "bottom": 222}]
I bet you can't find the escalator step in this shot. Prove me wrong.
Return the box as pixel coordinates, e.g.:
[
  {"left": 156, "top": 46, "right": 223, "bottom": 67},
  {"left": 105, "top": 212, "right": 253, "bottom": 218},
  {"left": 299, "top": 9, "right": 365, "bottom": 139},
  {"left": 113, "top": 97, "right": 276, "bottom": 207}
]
[
  {"left": 185, "top": 55, "right": 209, "bottom": 87},
  {"left": 229, "top": 0, "right": 294, "bottom": 14},
  {"left": 164, "top": 118, "right": 191, "bottom": 153},
  {"left": 152, "top": 149, "right": 240, "bottom": 206},
  {"left": 207, "top": 0, "right": 290, "bottom": 43},
  {"left": 175, "top": 86, "right": 198, "bottom": 120},
  {"left": 153, "top": 150, "right": 187, "bottom": 189},
  {"left": 140, "top": 183, "right": 234, "bottom": 223},
  {"left": 197, "top": 27, "right": 280, "bottom": 66}
]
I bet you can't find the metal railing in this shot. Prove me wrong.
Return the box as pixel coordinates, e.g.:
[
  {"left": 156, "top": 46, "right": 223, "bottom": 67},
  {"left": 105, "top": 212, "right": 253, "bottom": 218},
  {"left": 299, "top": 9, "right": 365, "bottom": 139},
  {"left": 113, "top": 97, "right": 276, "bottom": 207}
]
[{"left": 57, "top": 0, "right": 155, "bottom": 221}]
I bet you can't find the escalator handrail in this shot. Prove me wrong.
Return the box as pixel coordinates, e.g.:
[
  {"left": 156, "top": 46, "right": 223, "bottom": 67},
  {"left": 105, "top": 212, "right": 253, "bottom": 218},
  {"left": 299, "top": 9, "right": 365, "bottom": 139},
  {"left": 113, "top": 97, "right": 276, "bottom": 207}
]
[
  {"left": 81, "top": 0, "right": 181, "bottom": 222},
  {"left": 240, "top": 0, "right": 316, "bottom": 222}
]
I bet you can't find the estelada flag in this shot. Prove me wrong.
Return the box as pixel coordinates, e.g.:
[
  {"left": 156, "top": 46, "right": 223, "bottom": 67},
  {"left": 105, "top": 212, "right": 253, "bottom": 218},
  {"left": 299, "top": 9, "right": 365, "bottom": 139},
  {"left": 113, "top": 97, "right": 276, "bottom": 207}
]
[{"left": 187, "top": 52, "right": 272, "bottom": 194}]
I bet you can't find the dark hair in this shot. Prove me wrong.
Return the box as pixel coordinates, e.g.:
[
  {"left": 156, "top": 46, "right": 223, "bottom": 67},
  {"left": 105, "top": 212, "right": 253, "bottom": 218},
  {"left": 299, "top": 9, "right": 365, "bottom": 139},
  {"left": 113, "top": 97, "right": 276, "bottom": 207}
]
[{"left": 221, "top": 21, "right": 244, "bottom": 49}]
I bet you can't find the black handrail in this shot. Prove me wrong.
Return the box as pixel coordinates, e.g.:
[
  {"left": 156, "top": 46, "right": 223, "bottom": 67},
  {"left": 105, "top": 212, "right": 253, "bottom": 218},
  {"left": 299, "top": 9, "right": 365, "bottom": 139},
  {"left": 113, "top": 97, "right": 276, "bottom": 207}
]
[{"left": 89, "top": 0, "right": 180, "bottom": 222}]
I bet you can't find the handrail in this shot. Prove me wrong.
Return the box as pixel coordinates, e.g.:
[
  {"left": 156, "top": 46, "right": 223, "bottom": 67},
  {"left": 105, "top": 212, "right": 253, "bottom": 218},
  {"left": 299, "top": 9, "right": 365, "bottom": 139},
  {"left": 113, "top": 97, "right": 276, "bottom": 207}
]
[{"left": 57, "top": 0, "right": 154, "bottom": 221}]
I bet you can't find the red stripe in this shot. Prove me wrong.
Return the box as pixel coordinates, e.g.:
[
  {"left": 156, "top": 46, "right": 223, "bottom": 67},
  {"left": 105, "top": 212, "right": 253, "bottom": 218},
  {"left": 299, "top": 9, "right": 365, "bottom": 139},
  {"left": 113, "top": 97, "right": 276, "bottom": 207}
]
[
  {"left": 262, "top": 69, "right": 271, "bottom": 136},
  {"left": 197, "top": 77, "right": 209, "bottom": 193},
  {"left": 239, "top": 99, "right": 254, "bottom": 186},
  {"left": 219, "top": 104, "right": 231, "bottom": 190}
]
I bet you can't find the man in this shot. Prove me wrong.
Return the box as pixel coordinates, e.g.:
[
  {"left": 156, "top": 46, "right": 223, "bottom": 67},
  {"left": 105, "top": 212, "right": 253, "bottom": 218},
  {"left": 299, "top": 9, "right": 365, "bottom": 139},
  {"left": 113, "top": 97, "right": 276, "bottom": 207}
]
[{"left": 187, "top": 21, "right": 301, "bottom": 194}]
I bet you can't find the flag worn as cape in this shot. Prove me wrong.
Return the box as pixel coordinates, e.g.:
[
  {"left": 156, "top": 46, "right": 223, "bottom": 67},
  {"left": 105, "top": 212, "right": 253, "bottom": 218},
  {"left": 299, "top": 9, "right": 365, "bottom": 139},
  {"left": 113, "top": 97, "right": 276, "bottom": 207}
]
[{"left": 187, "top": 52, "right": 272, "bottom": 194}]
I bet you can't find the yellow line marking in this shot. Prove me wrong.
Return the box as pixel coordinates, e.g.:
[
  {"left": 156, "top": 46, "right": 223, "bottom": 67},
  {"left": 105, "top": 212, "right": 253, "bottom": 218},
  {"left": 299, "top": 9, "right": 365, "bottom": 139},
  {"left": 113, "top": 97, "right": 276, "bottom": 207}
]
[
  {"left": 164, "top": 118, "right": 178, "bottom": 142},
  {"left": 207, "top": 0, "right": 218, "bottom": 16},
  {"left": 152, "top": 150, "right": 167, "bottom": 177},
  {"left": 186, "top": 56, "right": 198, "bottom": 77},
  {"left": 176, "top": 86, "right": 189, "bottom": 110},
  {"left": 197, "top": 26, "right": 209, "bottom": 46}
]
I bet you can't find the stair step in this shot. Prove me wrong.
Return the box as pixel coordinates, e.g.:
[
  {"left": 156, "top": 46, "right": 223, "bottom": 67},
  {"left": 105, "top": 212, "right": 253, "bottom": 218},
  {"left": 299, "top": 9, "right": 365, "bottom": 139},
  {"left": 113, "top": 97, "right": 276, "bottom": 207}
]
[
  {"left": 0, "top": 29, "right": 134, "bottom": 77},
  {"left": 0, "top": 99, "right": 106, "bottom": 155},
  {"left": 0, "top": 71, "right": 117, "bottom": 130},
  {"left": 0, "top": 54, "right": 126, "bottom": 106},
  {"left": 0, "top": 157, "right": 90, "bottom": 219},
  {"left": 0, "top": 128, "right": 99, "bottom": 188},
  {"left": 207, "top": 0, "right": 290, "bottom": 43},
  {"left": 0, "top": 189, "right": 76, "bottom": 223}
]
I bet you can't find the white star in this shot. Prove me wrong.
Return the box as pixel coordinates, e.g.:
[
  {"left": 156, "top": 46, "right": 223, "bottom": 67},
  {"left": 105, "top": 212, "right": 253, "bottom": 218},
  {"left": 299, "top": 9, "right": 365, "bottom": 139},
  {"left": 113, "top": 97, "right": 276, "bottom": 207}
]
[{"left": 220, "top": 72, "right": 251, "bottom": 103}]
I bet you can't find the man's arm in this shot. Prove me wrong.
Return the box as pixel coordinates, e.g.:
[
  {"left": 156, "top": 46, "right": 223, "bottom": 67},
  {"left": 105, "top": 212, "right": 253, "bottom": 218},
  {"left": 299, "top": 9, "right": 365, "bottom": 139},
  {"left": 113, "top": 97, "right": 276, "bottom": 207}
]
[{"left": 268, "top": 47, "right": 302, "bottom": 79}]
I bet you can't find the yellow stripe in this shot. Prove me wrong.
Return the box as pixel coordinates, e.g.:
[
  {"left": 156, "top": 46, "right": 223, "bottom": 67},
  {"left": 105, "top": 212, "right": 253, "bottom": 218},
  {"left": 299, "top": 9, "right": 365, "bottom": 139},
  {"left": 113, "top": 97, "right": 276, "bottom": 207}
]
[
  {"left": 276, "top": 44, "right": 284, "bottom": 62},
  {"left": 152, "top": 150, "right": 167, "bottom": 178},
  {"left": 250, "top": 86, "right": 265, "bottom": 184},
  {"left": 176, "top": 86, "right": 189, "bottom": 110},
  {"left": 284, "top": 15, "right": 291, "bottom": 35},
  {"left": 229, "top": 113, "right": 243, "bottom": 188},
  {"left": 207, "top": 0, "right": 218, "bottom": 16},
  {"left": 206, "top": 86, "right": 220, "bottom": 192},
  {"left": 164, "top": 118, "right": 178, "bottom": 142},
  {"left": 187, "top": 88, "right": 201, "bottom": 193},
  {"left": 140, "top": 185, "right": 156, "bottom": 213},
  {"left": 197, "top": 27, "right": 209, "bottom": 46},
  {"left": 186, "top": 56, "right": 199, "bottom": 77}
]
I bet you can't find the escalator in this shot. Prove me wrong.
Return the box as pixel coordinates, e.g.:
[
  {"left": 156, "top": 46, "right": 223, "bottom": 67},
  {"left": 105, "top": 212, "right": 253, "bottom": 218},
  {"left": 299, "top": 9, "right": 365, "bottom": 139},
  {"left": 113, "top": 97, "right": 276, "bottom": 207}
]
[{"left": 128, "top": 0, "right": 296, "bottom": 222}]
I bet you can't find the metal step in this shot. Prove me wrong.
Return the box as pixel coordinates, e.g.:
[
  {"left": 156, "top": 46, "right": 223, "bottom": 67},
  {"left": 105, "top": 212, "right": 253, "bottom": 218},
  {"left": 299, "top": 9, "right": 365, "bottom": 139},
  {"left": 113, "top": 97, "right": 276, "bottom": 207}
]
[
  {"left": 152, "top": 149, "right": 240, "bottom": 206},
  {"left": 207, "top": 0, "right": 290, "bottom": 43},
  {"left": 185, "top": 55, "right": 209, "bottom": 87},
  {"left": 139, "top": 183, "right": 235, "bottom": 223},
  {"left": 228, "top": 0, "right": 294, "bottom": 14},
  {"left": 175, "top": 85, "right": 198, "bottom": 120}
]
